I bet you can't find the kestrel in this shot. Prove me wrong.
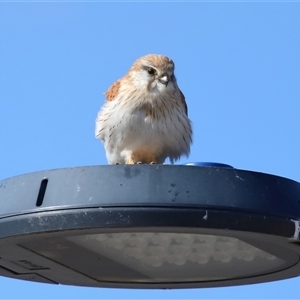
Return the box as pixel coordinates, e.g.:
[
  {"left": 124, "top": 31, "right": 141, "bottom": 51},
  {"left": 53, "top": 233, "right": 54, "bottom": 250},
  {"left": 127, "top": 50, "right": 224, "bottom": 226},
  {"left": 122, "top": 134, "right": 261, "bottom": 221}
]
[{"left": 95, "top": 54, "right": 192, "bottom": 165}]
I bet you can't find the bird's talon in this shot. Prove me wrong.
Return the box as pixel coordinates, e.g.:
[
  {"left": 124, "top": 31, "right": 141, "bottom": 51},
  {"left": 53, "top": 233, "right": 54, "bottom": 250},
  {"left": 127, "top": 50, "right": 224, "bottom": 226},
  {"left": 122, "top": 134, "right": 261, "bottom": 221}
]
[
  {"left": 136, "top": 161, "right": 142, "bottom": 164},
  {"left": 150, "top": 162, "right": 156, "bottom": 165},
  {"left": 127, "top": 157, "right": 135, "bottom": 164}
]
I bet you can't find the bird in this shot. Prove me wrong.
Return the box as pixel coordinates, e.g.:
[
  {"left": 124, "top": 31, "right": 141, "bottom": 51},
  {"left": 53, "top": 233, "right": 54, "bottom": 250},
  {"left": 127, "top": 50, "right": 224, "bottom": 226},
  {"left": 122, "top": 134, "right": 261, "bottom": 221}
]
[{"left": 95, "top": 54, "right": 192, "bottom": 165}]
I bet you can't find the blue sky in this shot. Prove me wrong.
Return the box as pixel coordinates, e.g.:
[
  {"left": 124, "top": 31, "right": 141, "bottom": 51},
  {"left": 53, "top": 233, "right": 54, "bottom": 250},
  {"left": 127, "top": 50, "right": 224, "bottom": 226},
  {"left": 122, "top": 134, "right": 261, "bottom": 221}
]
[{"left": 1, "top": 1, "right": 300, "bottom": 299}]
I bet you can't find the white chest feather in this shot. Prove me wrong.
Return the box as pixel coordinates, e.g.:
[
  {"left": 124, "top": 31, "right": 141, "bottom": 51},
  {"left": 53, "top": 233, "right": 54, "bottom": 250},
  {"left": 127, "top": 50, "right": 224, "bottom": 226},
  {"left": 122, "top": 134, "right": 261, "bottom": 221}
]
[{"left": 95, "top": 95, "right": 191, "bottom": 164}]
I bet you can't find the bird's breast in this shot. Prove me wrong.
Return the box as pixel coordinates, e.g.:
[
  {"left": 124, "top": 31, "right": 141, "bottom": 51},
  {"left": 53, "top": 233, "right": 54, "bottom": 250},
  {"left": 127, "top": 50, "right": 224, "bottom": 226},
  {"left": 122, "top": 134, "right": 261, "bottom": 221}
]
[{"left": 96, "top": 94, "right": 191, "bottom": 154}]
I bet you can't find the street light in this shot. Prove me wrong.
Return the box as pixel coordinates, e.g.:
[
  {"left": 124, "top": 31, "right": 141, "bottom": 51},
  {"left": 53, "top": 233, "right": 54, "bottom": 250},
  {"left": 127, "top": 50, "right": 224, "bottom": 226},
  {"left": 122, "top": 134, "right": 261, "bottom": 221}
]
[{"left": 0, "top": 164, "right": 300, "bottom": 288}]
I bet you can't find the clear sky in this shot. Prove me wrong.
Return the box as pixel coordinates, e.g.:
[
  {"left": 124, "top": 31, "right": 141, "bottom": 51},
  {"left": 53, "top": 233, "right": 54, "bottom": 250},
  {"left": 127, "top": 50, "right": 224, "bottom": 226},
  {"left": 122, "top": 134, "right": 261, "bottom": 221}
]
[{"left": 1, "top": 1, "right": 300, "bottom": 299}]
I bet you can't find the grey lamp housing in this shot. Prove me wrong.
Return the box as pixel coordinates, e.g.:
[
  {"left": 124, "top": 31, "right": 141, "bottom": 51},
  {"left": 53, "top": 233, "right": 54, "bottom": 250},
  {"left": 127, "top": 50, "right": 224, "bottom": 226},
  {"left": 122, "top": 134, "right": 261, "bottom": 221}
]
[{"left": 0, "top": 164, "right": 300, "bottom": 289}]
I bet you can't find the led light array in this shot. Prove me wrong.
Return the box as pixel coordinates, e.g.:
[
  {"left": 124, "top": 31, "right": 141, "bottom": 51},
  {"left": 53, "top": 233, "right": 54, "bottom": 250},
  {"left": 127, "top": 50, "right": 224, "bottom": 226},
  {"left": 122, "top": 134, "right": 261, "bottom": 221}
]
[{"left": 85, "top": 233, "right": 276, "bottom": 267}]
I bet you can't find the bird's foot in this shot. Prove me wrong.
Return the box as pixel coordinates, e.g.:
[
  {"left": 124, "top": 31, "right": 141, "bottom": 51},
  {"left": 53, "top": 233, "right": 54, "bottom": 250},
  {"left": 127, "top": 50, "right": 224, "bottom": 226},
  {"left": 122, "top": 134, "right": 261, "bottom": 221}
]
[
  {"left": 127, "top": 157, "right": 135, "bottom": 164},
  {"left": 126, "top": 157, "right": 142, "bottom": 164},
  {"left": 126, "top": 155, "right": 157, "bottom": 165}
]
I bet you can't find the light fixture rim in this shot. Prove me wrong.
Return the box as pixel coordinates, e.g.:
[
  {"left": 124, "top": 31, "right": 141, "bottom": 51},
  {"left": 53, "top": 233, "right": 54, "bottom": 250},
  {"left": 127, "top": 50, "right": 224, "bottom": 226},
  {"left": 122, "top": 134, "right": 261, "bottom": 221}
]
[{"left": 1, "top": 165, "right": 300, "bottom": 220}]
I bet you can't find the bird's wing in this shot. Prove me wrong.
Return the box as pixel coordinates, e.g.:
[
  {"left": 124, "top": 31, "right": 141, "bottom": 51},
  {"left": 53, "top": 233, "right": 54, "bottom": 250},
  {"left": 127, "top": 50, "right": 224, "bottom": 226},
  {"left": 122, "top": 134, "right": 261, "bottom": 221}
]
[
  {"left": 179, "top": 89, "right": 188, "bottom": 115},
  {"left": 105, "top": 79, "right": 121, "bottom": 101}
]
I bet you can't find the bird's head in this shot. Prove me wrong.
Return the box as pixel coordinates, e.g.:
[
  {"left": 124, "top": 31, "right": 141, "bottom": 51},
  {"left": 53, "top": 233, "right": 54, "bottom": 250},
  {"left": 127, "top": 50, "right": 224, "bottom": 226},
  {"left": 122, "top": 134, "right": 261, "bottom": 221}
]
[{"left": 128, "top": 54, "right": 177, "bottom": 94}]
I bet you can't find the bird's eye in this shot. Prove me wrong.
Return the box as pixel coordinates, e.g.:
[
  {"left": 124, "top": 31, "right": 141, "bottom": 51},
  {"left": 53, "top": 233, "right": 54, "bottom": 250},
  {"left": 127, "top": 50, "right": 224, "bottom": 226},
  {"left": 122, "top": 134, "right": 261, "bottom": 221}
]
[{"left": 147, "top": 68, "right": 156, "bottom": 75}]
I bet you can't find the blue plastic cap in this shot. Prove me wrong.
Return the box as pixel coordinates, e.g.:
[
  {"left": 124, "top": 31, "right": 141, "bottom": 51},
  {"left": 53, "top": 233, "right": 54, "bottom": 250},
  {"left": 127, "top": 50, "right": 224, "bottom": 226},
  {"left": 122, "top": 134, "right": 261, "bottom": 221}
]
[{"left": 185, "top": 162, "right": 234, "bottom": 168}]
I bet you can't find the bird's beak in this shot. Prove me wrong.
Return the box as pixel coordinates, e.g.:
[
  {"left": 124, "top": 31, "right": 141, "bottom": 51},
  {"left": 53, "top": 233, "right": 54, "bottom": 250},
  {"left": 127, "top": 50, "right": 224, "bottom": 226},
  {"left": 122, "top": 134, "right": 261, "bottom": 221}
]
[{"left": 158, "top": 75, "right": 169, "bottom": 86}]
